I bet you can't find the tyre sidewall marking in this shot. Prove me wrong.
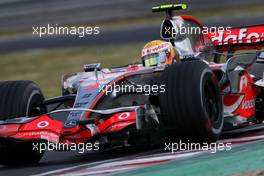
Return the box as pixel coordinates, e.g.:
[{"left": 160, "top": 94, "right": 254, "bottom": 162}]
[
  {"left": 26, "top": 89, "right": 40, "bottom": 117},
  {"left": 200, "top": 68, "right": 223, "bottom": 134}
]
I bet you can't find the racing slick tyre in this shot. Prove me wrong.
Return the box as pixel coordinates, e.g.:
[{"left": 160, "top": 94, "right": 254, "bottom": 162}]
[
  {"left": 0, "top": 81, "right": 46, "bottom": 165},
  {"left": 159, "top": 60, "right": 223, "bottom": 142}
]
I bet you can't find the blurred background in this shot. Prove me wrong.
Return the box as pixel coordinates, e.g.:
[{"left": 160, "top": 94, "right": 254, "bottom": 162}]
[{"left": 0, "top": 0, "right": 263, "bottom": 97}]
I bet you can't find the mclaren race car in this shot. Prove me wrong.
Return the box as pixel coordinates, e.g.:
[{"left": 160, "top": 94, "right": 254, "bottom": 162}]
[{"left": 0, "top": 4, "right": 264, "bottom": 165}]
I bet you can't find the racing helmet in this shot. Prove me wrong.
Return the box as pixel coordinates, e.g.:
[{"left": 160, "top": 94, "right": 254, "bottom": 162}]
[{"left": 141, "top": 40, "right": 179, "bottom": 67}]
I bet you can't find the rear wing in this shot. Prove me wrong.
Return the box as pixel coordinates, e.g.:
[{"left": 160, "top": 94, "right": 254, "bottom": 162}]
[{"left": 209, "top": 24, "right": 264, "bottom": 52}]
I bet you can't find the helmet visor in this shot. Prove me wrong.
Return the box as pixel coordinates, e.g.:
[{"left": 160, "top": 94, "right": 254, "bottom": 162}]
[{"left": 142, "top": 50, "right": 168, "bottom": 67}]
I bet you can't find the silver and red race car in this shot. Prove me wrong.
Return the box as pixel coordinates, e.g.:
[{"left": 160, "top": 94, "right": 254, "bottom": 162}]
[{"left": 0, "top": 4, "right": 263, "bottom": 165}]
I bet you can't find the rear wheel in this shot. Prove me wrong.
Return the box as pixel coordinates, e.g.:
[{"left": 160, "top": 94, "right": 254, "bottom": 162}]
[
  {"left": 159, "top": 60, "right": 223, "bottom": 142},
  {"left": 0, "top": 81, "right": 46, "bottom": 165}
]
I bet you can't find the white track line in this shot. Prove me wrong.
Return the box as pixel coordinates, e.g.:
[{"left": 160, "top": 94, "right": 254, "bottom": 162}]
[
  {"left": 220, "top": 134, "right": 264, "bottom": 143},
  {"left": 33, "top": 151, "right": 201, "bottom": 176},
  {"left": 33, "top": 133, "right": 264, "bottom": 176}
]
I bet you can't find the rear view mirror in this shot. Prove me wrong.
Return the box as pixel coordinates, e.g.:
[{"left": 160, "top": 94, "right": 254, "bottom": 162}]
[
  {"left": 84, "top": 63, "right": 101, "bottom": 72},
  {"left": 160, "top": 18, "right": 187, "bottom": 41},
  {"left": 160, "top": 19, "right": 177, "bottom": 40}
]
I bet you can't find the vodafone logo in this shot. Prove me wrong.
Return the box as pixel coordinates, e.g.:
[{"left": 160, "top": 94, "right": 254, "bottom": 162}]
[
  {"left": 37, "top": 121, "right": 49, "bottom": 128},
  {"left": 210, "top": 27, "right": 264, "bottom": 45},
  {"left": 242, "top": 99, "right": 255, "bottom": 109},
  {"left": 118, "top": 112, "right": 130, "bottom": 120}
]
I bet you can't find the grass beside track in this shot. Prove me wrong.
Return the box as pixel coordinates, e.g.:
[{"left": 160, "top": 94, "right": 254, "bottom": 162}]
[
  {"left": 0, "top": 43, "right": 144, "bottom": 97},
  {"left": 0, "top": 44, "right": 257, "bottom": 98}
]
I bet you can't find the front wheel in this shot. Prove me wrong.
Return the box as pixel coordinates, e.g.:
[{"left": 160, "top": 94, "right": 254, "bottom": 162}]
[
  {"left": 159, "top": 60, "right": 223, "bottom": 142},
  {"left": 0, "top": 81, "right": 46, "bottom": 165}
]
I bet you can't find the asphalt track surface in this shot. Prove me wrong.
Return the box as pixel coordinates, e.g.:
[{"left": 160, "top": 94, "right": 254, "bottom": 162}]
[
  {"left": 0, "top": 16, "right": 263, "bottom": 52},
  {"left": 2, "top": 130, "right": 264, "bottom": 176}
]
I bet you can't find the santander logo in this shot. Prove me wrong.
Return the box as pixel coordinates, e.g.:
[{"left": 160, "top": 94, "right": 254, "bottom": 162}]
[
  {"left": 141, "top": 43, "right": 170, "bottom": 57},
  {"left": 209, "top": 26, "right": 264, "bottom": 45}
]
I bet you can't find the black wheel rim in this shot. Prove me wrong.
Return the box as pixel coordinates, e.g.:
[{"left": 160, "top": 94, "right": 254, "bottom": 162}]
[
  {"left": 203, "top": 80, "right": 221, "bottom": 128},
  {"left": 28, "top": 94, "right": 46, "bottom": 117}
]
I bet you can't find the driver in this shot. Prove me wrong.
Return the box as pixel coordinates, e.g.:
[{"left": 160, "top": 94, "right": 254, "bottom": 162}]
[{"left": 141, "top": 40, "right": 180, "bottom": 67}]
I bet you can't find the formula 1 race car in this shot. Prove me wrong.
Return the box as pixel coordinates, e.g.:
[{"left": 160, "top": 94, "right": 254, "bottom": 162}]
[{"left": 0, "top": 4, "right": 263, "bottom": 165}]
